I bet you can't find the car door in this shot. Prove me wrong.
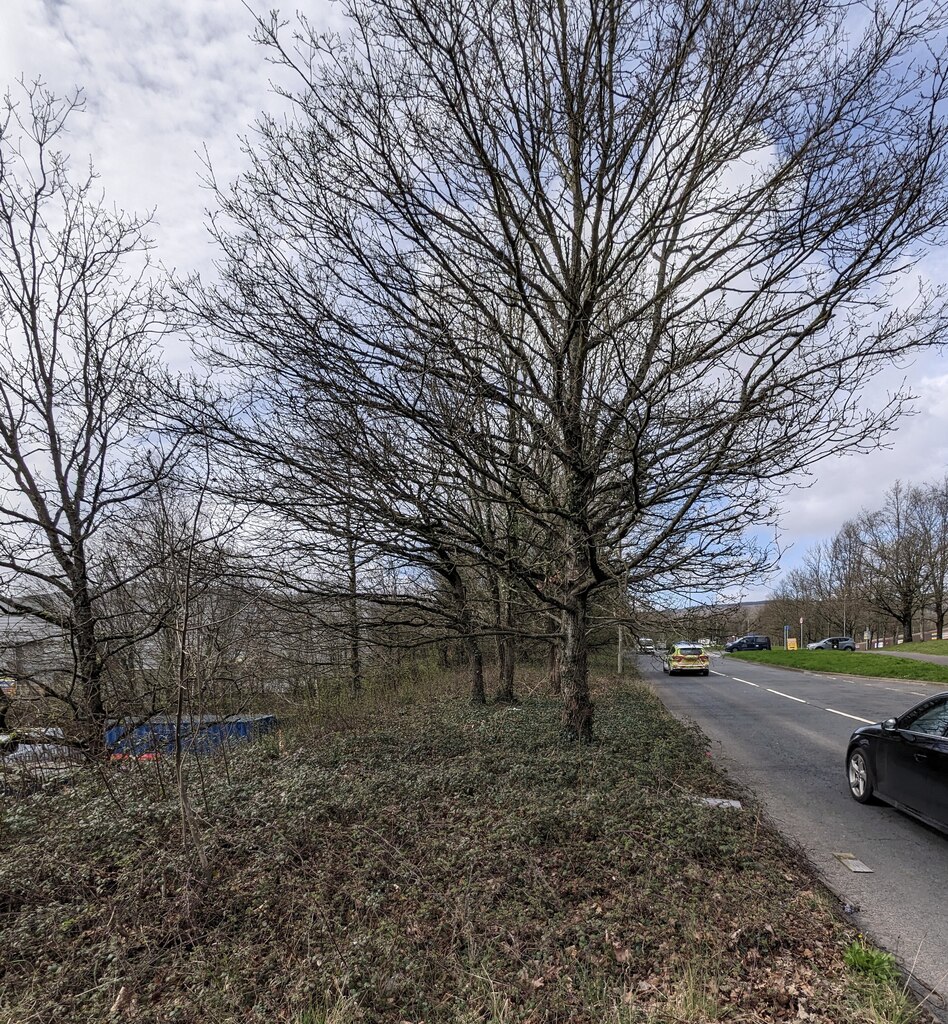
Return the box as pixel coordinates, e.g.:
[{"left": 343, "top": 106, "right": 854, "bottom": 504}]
[
  {"left": 878, "top": 698, "right": 948, "bottom": 822},
  {"left": 921, "top": 734, "right": 948, "bottom": 829}
]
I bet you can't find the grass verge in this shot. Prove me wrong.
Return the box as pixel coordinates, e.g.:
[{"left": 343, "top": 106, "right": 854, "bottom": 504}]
[
  {"left": 0, "top": 675, "right": 929, "bottom": 1023},
  {"left": 889, "top": 640, "right": 948, "bottom": 657},
  {"left": 727, "top": 649, "right": 948, "bottom": 684}
]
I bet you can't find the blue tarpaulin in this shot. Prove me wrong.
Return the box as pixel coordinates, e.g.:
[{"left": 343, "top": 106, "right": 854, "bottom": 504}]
[{"left": 105, "top": 714, "right": 278, "bottom": 755}]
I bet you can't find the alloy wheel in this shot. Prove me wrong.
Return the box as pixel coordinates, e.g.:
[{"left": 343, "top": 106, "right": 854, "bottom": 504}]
[{"left": 848, "top": 750, "right": 868, "bottom": 799}]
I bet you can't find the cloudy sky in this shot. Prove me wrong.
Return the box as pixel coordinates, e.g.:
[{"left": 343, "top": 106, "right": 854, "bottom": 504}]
[
  {"left": 0, "top": 1, "right": 286, "bottom": 294},
  {"left": 2, "top": 0, "right": 948, "bottom": 593}
]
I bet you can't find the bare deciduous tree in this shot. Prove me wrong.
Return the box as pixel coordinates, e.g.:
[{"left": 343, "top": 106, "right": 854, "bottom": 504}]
[
  {"left": 196, "top": 0, "right": 948, "bottom": 739},
  {"left": 917, "top": 476, "right": 948, "bottom": 639},
  {"left": 0, "top": 82, "right": 178, "bottom": 755},
  {"left": 861, "top": 482, "right": 928, "bottom": 644}
]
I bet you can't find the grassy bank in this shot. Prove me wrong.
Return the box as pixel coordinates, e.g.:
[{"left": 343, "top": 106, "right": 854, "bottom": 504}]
[
  {"left": 728, "top": 649, "right": 948, "bottom": 684},
  {"left": 888, "top": 639, "right": 948, "bottom": 656},
  {"left": 0, "top": 676, "right": 921, "bottom": 1023}
]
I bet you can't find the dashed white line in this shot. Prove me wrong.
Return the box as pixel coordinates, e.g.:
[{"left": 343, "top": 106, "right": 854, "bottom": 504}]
[
  {"left": 766, "top": 688, "right": 808, "bottom": 703},
  {"left": 711, "top": 669, "right": 760, "bottom": 687},
  {"left": 909, "top": 691, "right": 926, "bottom": 696},
  {"left": 709, "top": 671, "right": 877, "bottom": 723},
  {"left": 824, "top": 708, "right": 874, "bottom": 724}
]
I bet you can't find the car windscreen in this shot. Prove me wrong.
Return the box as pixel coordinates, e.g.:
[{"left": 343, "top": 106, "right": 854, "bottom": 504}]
[{"left": 677, "top": 647, "right": 703, "bottom": 656}]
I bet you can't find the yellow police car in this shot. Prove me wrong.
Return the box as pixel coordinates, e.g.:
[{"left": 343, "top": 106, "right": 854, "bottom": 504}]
[{"left": 662, "top": 642, "right": 710, "bottom": 676}]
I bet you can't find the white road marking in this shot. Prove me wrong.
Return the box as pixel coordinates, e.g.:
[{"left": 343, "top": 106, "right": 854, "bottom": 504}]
[
  {"left": 708, "top": 670, "right": 878, "bottom": 724},
  {"left": 909, "top": 691, "right": 926, "bottom": 696},
  {"left": 700, "top": 671, "right": 888, "bottom": 729},
  {"left": 824, "top": 708, "right": 874, "bottom": 724},
  {"left": 766, "top": 688, "right": 807, "bottom": 703}
]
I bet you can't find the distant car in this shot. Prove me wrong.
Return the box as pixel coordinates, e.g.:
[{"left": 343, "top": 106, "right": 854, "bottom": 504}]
[
  {"left": 846, "top": 693, "right": 948, "bottom": 834},
  {"left": 807, "top": 636, "right": 856, "bottom": 651},
  {"left": 724, "top": 634, "right": 771, "bottom": 652},
  {"left": 638, "top": 638, "right": 656, "bottom": 653},
  {"left": 662, "top": 641, "right": 710, "bottom": 676}
]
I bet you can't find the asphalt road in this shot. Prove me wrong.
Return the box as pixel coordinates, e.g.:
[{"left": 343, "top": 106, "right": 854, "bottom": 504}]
[{"left": 640, "top": 652, "right": 948, "bottom": 1011}]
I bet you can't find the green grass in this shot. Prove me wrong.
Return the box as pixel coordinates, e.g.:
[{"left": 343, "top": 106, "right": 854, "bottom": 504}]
[
  {"left": 844, "top": 940, "right": 923, "bottom": 1024},
  {"left": 845, "top": 940, "right": 900, "bottom": 985},
  {"left": 0, "top": 673, "right": 919, "bottom": 1023},
  {"left": 727, "top": 649, "right": 948, "bottom": 684},
  {"left": 891, "top": 639, "right": 948, "bottom": 656}
]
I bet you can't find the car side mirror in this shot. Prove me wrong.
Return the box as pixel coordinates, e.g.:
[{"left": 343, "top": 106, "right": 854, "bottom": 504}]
[{"left": 882, "top": 718, "right": 898, "bottom": 732}]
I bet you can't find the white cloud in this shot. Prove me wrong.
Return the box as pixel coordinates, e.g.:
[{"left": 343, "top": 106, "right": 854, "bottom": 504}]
[
  {"left": 0, "top": 1, "right": 313, "bottom": 284},
  {"left": 774, "top": 355, "right": 948, "bottom": 564}
]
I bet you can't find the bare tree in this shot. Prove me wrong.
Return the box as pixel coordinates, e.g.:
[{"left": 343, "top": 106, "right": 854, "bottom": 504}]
[
  {"left": 197, "top": 0, "right": 948, "bottom": 739},
  {"left": 860, "top": 482, "right": 927, "bottom": 644},
  {"left": 0, "top": 82, "right": 177, "bottom": 756},
  {"left": 917, "top": 476, "right": 948, "bottom": 639},
  {"left": 775, "top": 521, "right": 871, "bottom": 641},
  {"left": 181, "top": 379, "right": 503, "bottom": 702}
]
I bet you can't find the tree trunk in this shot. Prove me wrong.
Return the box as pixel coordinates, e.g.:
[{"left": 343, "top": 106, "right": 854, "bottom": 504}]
[
  {"left": 547, "top": 610, "right": 562, "bottom": 694},
  {"left": 902, "top": 612, "right": 914, "bottom": 644},
  {"left": 936, "top": 602, "right": 945, "bottom": 640},
  {"left": 491, "top": 572, "right": 516, "bottom": 703},
  {"left": 467, "top": 636, "right": 486, "bottom": 704},
  {"left": 548, "top": 639, "right": 562, "bottom": 695},
  {"left": 440, "top": 551, "right": 485, "bottom": 704},
  {"left": 346, "top": 534, "right": 362, "bottom": 697},
  {"left": 73, "top": 587, "right": 107, "bottom": 761},
  {"left": 496, "top": 637, "right": 516, "bottom": 702},
  {"left": 560, "top": 594, "right": 593, "bottom": 743}
]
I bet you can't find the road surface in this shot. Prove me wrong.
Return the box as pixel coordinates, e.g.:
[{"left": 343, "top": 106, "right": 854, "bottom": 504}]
[{"left": 641, "top": 652, "right": 948, "bottom": 1013}]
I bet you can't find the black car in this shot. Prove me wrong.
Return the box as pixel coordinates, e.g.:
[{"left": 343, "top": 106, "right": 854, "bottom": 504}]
[
  {"left": 846, "top": 693, "right": 948, "bottom": 834},
  {"left": 724, "top": 634, "right": 772, "bottom": 652}
]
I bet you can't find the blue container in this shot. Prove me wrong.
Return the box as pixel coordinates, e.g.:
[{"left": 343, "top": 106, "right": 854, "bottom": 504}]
[{"left": 105, "top": 714, "right": 277, "bottom": 756}]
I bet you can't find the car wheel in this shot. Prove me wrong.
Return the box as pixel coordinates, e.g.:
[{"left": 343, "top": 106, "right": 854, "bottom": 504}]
[{"left": 847, "top": 748, "right": 877, "bottom": 804}]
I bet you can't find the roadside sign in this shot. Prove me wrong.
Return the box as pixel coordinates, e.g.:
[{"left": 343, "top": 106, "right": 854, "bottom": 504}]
[
  {"left": 787, "top": 638, "right": 798, "bottom": 650},
  {"left": 799, "top": 616, "right": 803, "bottom": 625}
]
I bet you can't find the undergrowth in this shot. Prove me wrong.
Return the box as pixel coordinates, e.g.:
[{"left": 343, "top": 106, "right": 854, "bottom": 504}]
[{"left": 0, "top": 676, "right": 927, "bottom": 1022}]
